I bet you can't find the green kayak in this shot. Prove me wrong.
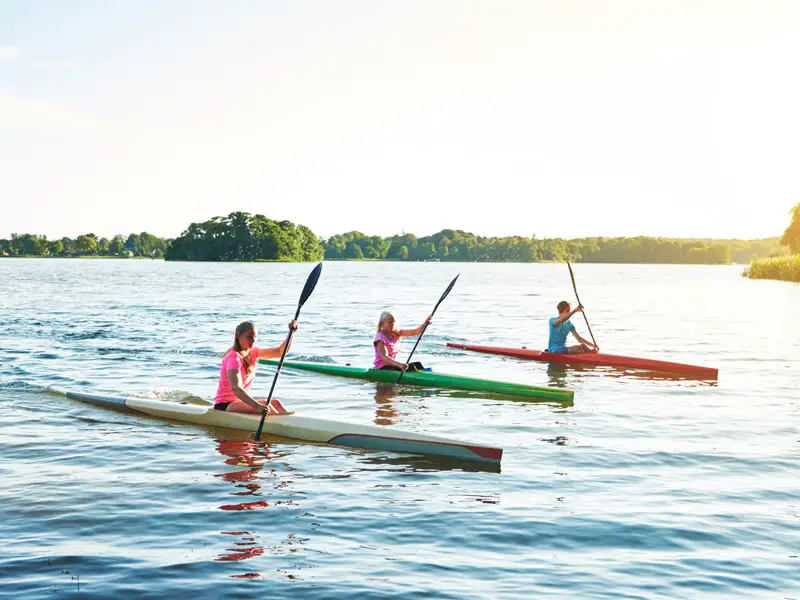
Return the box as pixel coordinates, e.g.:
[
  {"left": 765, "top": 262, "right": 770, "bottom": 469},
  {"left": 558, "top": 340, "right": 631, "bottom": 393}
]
[{"left": 259, "top": 359, "right": 574, "bottom": 402}]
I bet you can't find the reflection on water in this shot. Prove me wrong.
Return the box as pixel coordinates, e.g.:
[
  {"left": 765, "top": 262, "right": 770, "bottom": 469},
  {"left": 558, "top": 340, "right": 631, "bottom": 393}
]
[
  {"left": 211, "top": 436, "right": 311, "bottom": 579},
  {"left": 374, "top": 379, "right": 573, "bottom": 411},
  {"left": 546, "top": 364, "right": 571, "bottom": 388},
  {"left": 213, "top": 439, "right": 269, "bottom": 574},
  {"left": 545, "top": 363, "right": 718, "bottom": 387},
  {"left": 217, "top": 531, "right": 265, "bottom": 563},
  {"left": 214, "top": 438, "right": 267, "bottom": 509},
  {"left": 354, "top": 452, "right": 503, "bottom": 474},
  {"left": 374, "top": 383, "right": 401, "bottom": 425}
]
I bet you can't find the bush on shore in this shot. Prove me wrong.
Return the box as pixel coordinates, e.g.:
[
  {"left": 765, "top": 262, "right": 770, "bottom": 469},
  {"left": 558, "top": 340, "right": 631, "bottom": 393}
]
[{"left": 744, "top": 255, "right": 800, "bottom": 283}]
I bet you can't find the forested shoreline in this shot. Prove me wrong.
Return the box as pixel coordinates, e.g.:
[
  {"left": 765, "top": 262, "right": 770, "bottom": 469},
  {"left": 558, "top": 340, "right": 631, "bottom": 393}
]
[
  {"left": 1, "top": 211, "right": 789, "bottom": 265},
  {"left": 0, "top": 232, "right": 167, "bottom": 258},
  {"left": 322, "top": 230, "right": 785, "bottom": 264}
]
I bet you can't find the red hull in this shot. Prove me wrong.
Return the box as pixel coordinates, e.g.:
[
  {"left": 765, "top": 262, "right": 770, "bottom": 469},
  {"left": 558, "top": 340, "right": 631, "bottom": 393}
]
[{"left": 446, "top": 343, "right": 718, "bottom": 379}]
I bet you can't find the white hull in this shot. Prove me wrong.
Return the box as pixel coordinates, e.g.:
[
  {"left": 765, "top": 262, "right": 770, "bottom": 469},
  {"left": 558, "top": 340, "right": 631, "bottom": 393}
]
[{"left": 66, "top": 392, "right": 502, "bottom": 465}]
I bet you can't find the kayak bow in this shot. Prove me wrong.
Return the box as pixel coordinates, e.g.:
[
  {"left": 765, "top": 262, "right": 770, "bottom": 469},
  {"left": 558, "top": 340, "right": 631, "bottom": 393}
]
[
  {"left": 66, "top": 391, "right": 502, "bottom": 465},
  {"left": 446, "top": 343, "right": 718, "bottom": 379},
  {"left": 259, "top": 359, "right": 574, "bottom": 402}
]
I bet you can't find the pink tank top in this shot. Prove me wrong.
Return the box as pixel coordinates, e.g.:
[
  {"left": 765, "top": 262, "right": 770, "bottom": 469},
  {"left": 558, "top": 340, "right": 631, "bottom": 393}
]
[
  {"left": 373, "top": 331, "right": 400, "bottom": 369},
  {"left": 215, "top": 347, "right": 261, "bottom": 404}
]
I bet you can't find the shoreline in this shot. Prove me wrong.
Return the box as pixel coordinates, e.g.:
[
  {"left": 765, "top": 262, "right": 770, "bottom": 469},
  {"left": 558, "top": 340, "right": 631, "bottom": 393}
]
[
  {"left": 0, "top": 255, "right": 756, "bottom": 265},
  {"left": 0, "top": 255, "right": 164, "bottom": 260}
]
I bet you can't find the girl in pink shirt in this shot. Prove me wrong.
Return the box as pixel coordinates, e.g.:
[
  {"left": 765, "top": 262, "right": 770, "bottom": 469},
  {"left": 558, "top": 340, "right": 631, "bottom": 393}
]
[
  {"left": 214, "top": 320, "right": 297, "bottom": 414},
  {"left": 373, "top": 311, "right": 433, "bottom": 371}
]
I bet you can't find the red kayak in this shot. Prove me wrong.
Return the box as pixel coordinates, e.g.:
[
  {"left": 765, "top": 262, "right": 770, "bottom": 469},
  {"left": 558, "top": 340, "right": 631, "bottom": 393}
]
[{"left": 446, "top": 343, "right": 718, "bottom": 379}]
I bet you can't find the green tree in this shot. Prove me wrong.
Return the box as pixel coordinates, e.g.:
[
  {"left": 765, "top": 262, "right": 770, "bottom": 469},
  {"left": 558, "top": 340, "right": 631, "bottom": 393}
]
[
  {"left": 781, "top": 202, "right": 800, "bottom": 254},
  {"left": 708, "top": 244, "right": 731, "bottom": 264},
  {"left": 125, "top": 233, "right": 141, "bottom": 255},
  {"left": 76, "top": 234, "right": 99, "bottom": 255},
  {"left": 344, "top": 242, "right": 364, "bottom": 259},
  {"left": 48, "top": 240, "right": 64, "bottom": 256},
  {"left": 418, "top": 242, "right": 436, "bottom": 260},
  {"left": 386, "top": 234, "right": 418, "bottom": 259},
  {"left": 324, "top": 234, "right": 347, "bottom": 259},
  {"left": 60, "top": 237, "right": 75, "bottom": 255},
  {"left": 11, "top": 233, "right": 47, "bottom": 255},
  {"left": 165, "top": 213, "right": 320, "bottom": 261},
  {"left": 297, "top": 225, "right": 325, "bottom": 261},
  {"left": 361, "top": 235, "right": 389, "bottom": 259},
  {"left": 109, "top": 235, "right": 125, "bottom": 255}
]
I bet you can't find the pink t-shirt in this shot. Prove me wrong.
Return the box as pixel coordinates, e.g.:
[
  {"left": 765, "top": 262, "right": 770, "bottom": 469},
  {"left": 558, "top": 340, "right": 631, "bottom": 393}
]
[
  {"left": 215, "top": 347, "right": 262, "bottom": 404},
  {"left": 373, "top": 331, "right": 400, "bottom": 369}
]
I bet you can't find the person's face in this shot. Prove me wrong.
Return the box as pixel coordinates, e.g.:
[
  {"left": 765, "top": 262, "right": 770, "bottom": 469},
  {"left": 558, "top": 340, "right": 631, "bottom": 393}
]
[
  {"left": 238, "top": 328, "right": 257, "bottom": 350},
  {"left": 381, "top": 316, "right": 395, "bottom": 334}
]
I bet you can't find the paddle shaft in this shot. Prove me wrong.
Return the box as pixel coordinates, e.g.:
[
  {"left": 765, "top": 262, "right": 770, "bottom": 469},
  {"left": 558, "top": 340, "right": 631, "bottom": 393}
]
[
  {"left": 567, "top": 262, "right": 598, "bottom": 349},
  {"left": 397, "top": 274, "right": 459, "bottom": 383},
  {"left": 255, "top": 263, "right": 322, "bottom": 440},
  {"left": 395, "top": 321, "right": 430, "bottom": 383}
]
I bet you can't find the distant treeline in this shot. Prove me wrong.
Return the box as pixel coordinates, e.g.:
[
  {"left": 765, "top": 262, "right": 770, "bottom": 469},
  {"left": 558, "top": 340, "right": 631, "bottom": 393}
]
[
  {"left": 322, "top": 230, "right": 786, "bottom": 264},
  {"left": 0, "top": 232, "right": 167, "bottom": 257},
  {"left": 2, "top": 213, "right": 788, "bottom": 265}
]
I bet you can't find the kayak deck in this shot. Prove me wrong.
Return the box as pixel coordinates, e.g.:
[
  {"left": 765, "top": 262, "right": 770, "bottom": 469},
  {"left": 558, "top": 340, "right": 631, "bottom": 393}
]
[
  {"left": 259, "top": 359, "right": 574, "bottom": 402},
  {"left": 65, "top": 391, "right": 502, "bottom": 465},
  {"left": 446, "top": 343, "right": 718, "bottom": 379}
]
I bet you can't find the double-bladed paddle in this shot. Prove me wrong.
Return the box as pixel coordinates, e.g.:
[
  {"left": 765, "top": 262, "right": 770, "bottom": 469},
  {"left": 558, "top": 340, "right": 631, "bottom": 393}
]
[
  {"left": 255, "top": 262, "right": 323, "bottom": 441},
  {"left": 397, "top": 273, "right": 460, "bottom": 383},
  {"left": 566, "top": 261, "right": 598, "bottom": 350}
]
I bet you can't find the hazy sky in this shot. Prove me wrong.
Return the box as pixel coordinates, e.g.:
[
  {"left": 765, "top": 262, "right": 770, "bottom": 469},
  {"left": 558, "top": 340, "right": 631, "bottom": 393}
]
[{"left": 1, "top": 1, "right": 798, "bottom": 240}]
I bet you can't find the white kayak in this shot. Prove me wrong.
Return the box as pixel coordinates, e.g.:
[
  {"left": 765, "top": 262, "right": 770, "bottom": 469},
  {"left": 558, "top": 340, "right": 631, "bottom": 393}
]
[{"left": 65, "top": 391, "right": 503, "bottom": 465}]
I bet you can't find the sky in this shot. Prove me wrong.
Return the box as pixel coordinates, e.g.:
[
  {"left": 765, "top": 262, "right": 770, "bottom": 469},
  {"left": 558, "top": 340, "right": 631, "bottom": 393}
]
[{"left": 1, "top": 1, "right": 799, "bottom": 241}]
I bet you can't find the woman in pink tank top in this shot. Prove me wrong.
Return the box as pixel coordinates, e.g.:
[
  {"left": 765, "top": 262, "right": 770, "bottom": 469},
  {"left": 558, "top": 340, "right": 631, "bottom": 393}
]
[
  {"left": 214, "top": 320, "right": 297, "bottom": 415},
  {"left": 373, "top": 311, "right": 433, "bottom": 371}
]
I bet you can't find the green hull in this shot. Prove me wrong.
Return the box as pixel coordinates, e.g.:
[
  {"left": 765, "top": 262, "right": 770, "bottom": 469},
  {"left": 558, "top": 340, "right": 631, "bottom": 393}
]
[{"left": 259, "top": 359, "right": 574, "bottom": 402}]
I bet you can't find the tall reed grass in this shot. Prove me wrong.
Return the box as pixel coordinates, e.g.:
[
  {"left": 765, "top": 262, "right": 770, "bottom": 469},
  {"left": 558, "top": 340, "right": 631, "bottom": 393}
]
[{"left": 744, "top": 255, "right": 800, "bottom": 282}]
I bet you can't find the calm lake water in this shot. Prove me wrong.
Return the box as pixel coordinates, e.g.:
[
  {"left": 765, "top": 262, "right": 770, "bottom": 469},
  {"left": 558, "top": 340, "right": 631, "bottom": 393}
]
[{"left": 1, "top": 259, "right": 797, "bottom": 599}]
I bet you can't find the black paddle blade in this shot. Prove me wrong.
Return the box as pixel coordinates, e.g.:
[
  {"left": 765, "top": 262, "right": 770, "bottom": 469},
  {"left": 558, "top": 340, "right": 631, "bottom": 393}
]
[
  {"left": 296, "top": 262, "right": 323, "bottom": 316},
  {"left": 433, "top": 273, "right": 460, "bottom": 313}
]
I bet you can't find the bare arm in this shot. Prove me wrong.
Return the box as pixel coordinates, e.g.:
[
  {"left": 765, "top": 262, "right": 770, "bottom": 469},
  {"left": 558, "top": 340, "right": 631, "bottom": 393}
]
[
  {"left": 225, "top": 368, "right": 267, "bottom": 412},
  {"left": 571, "top": 329, "right": 597, "bottom": 349},
  {"left": 255, "top": 334, "right": 293, "bottom": 360},
  {"left": 552, "top": 305, "right": 584, "bottom": 327},
  {"left": 376, "top": 340, "right": 407, "bottom": 370},
  {"left": 398, "top": 315, "right": 433, "bottom": 337},
  {"left": 253, "top": 320, "right": 298, "bottom": 359}
]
